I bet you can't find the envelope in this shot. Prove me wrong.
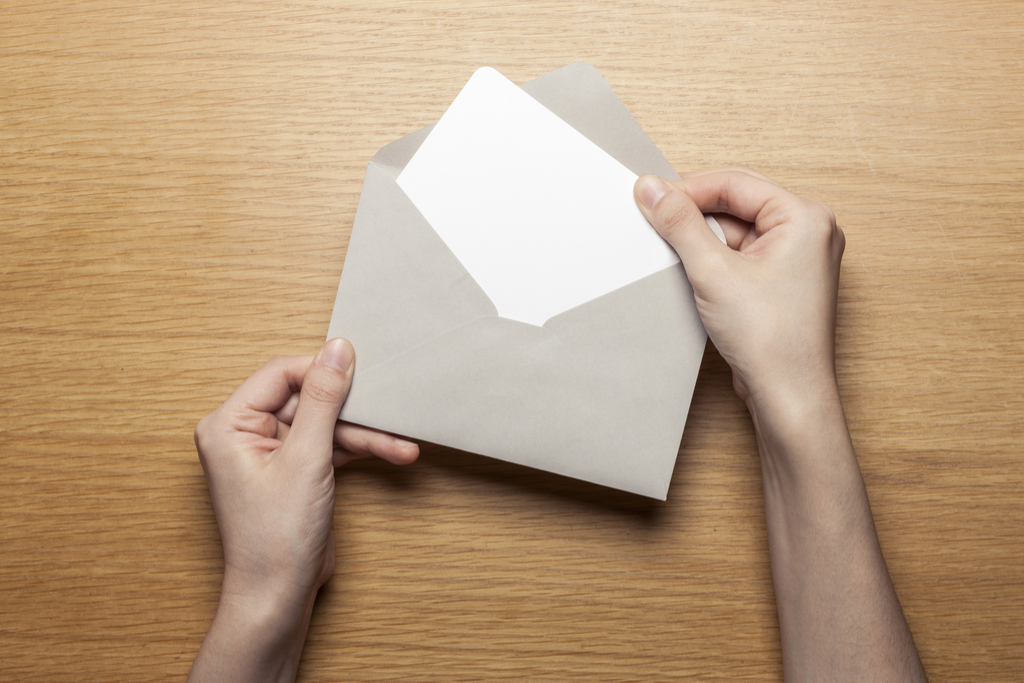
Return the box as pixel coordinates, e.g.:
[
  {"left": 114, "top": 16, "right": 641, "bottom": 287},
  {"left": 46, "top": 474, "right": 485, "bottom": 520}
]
[{"left": 328, "top": 62, "right": 712, "bottom": 500}]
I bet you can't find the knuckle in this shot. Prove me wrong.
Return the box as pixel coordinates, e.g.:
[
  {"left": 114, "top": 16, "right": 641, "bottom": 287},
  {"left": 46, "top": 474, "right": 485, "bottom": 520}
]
[
  {"left": 245, "top": 411, "right": 278, "bottom": 438},
  {"left": 834, "top": 224, "right": 847, "bottom": 258},
  {"left": 194, "top": 415, "right": 211, "bottom": 451},
  {"left": 804, "top": 202, "right": 845, "bottom": 259},
  {"left": 816, "top": 203, "right": 838, "bottom": 228},
  {"left": 798, "top": 202, "right": 837, "bottom": 241},
  {"left": 303, "top": 374, "right": 342, "bottom": 405},
  {"left": 346, "top": 431, "right": 373, "bottom": 455},
  {"left": 259, "top": 411, "right": 278, "bottom": 435},
  {"left": 193, "top": 413, "right": 221, "bottom": 467},
  {"left": 267, "top": 354, "right": 292, "bottom": 371},
  {"left": 730, "top": 164, "right": 760, "bottom": 177},
  {"left": 710, "top": 180, "right": 731, "bottom": 214},
  {"left": 658, "top": 194, "right": 702, "bottom": 233}
]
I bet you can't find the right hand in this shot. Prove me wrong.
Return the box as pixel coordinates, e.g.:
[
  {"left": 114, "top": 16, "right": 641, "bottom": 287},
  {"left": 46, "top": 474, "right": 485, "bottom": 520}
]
[
  {"left": 634, "top": 168, "right": 845, "bottom": 414},
  {"left": 634, "top": 170, "right": 929, "bottom": 683}
]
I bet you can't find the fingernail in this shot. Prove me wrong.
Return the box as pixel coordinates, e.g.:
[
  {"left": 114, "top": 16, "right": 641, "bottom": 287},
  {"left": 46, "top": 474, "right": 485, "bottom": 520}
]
[
  {"left": 320, "top": 338, "right": 353, "bottom": 371},
  {"left": 636, "top": 175, "right": 670, "bottom": 209}
]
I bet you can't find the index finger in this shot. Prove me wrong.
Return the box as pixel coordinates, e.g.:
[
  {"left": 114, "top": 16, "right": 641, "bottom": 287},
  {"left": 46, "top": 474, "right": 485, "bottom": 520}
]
[
  {"left": 681, "top": 165, "right": 781, "bottom": 187},
  {"left": 679, "top": 170, "right": 799, "bottom": 226},
  {"left": 225, "top": 354, "right": 315, "bottom": 415}
]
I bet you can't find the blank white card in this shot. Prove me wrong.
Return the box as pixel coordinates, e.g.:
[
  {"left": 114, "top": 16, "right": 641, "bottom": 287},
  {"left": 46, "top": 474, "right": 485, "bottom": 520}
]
[{"left": 397, "top": 67, "right": 679, "bottom": 327}]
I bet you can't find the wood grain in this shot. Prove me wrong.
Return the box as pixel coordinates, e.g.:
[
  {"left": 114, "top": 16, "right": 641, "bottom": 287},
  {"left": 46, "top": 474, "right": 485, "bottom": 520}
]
[{"left": 1, "top": 1, "right": 1021, "bottom": 680}]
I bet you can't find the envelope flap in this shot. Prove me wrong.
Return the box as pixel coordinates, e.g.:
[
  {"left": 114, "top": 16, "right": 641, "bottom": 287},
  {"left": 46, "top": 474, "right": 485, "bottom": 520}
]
[
  {"left": 520, "top": 63, "right": 680, "bottom": 181},
  {"left": 327, "top": 164, "right": 497, "bottom": 371},
  {"left": 369, "top": 62, "right": 678, "bottom": 183},
  {"left": 370, "top": 124, "right": 435, "bottom": 180}
]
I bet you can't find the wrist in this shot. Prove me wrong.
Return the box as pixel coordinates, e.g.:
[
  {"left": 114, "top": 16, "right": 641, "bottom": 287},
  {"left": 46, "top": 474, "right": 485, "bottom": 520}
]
[
  {"left": 189, "top": 580, "right": 316, "bottom": 683},
  {"left": 745, "top": 376, "right": 859, "bottom": 492},
  {"left": 746, "top": 377, "right": 876, "bottom": 575},
  {"left": 206, "top": 573, "right": 316, "bottom": 679},
  {"left": 218, "top": 567, "right": 316, "bottom": 637},
  {"left": 748, "top": 384, "right": 842, "bottom": 442}
]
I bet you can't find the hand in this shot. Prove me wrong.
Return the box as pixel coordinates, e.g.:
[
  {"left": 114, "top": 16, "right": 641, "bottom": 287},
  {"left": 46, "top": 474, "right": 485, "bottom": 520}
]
[
  {"left": 189, "top": 338, "right": 418, "bottom": 683},
  {"left": 634, "top": 168, "right": 845, "bottom": 417},
  {"left": 635, "top": 170, "right": 926, "bottom": 681}
]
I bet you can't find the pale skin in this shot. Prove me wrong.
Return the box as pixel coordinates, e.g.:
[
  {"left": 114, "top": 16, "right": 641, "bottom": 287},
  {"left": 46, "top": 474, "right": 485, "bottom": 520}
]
[
  {"left": 190, "top": 168, "right": 927, "bottom": 682},
  {"left": 634, "top": 168, "right": 927, "bottom": 682},
  {"left": 189, "top": 341, "right": 419, "bottom": 683}
]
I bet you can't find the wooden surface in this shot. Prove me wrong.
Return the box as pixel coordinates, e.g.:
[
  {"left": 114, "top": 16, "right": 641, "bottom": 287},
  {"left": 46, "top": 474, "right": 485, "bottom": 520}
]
[{"left": 2, "top": 1, "right": 1022, "bottom": 680}]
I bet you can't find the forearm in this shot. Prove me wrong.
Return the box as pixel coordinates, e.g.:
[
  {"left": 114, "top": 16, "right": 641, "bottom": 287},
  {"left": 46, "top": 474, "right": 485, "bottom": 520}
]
[
  {"left": 750, "top": 386, "right": 927, "bottom": 683},
  {"left": 188, "top": 580, "right": 315, "bottom": 683}
]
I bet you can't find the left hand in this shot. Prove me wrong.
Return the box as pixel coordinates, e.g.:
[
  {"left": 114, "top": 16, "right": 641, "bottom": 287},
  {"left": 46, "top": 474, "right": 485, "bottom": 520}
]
[{"left": 189, "top": 338, "right": 418, "bottom": 683}]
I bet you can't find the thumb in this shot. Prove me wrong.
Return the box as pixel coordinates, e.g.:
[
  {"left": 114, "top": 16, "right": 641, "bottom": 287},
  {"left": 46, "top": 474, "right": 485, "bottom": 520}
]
[
  {"left": 634, "top": 175, "right": 730, "bottom": 286},
  {"left": 287, "top": 338, "right": 355, "bottom": 459}
]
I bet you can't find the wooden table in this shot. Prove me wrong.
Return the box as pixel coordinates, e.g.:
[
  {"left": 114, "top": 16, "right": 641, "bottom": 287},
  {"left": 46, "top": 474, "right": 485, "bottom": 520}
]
[{"left": 2, "top": 2, "right": 1021, "bottom": 680}]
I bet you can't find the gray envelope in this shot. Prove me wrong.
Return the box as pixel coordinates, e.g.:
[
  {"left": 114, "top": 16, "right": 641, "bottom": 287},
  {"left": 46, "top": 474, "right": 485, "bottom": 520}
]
[{"left": 327, "top": 62, "right": 708, "bottom": 500}]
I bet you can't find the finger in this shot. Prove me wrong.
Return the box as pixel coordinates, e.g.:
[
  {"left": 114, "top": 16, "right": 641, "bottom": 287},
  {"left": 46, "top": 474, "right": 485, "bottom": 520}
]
[
  {"left": 678, "top": 170, "right": 799, "bottom": 227},
  {"left": 334, "top": 422, "right": 420, "bottom": 466},
  {"left": 708, "top": 213, "right": 756, "bottom": 251},
  {"left": 286, "top": 338, "right": 355, "bottom": 461},
  {"left": 276, "top": 421, "right": 291, "bottom": 442},
  {"left": 635, "top": 175, "right": 734, "bottom": 285},
  {"left": 273, "top": 392, "right": 301, "bottom": 426},
  {"left": 226, "top": 355, "right": 314, "bottom": 415},
  {"left": 680, "top": 166, "right": 780, "bottom": 186},
  {"left": 333, "top": 449, "right": 370, "bottom": 468}
]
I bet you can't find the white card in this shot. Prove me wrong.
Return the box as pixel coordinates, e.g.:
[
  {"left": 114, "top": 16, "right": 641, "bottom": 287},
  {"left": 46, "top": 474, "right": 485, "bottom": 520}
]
[{"left": 397, "top": 67, "right": 679, "bottom": 327}]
